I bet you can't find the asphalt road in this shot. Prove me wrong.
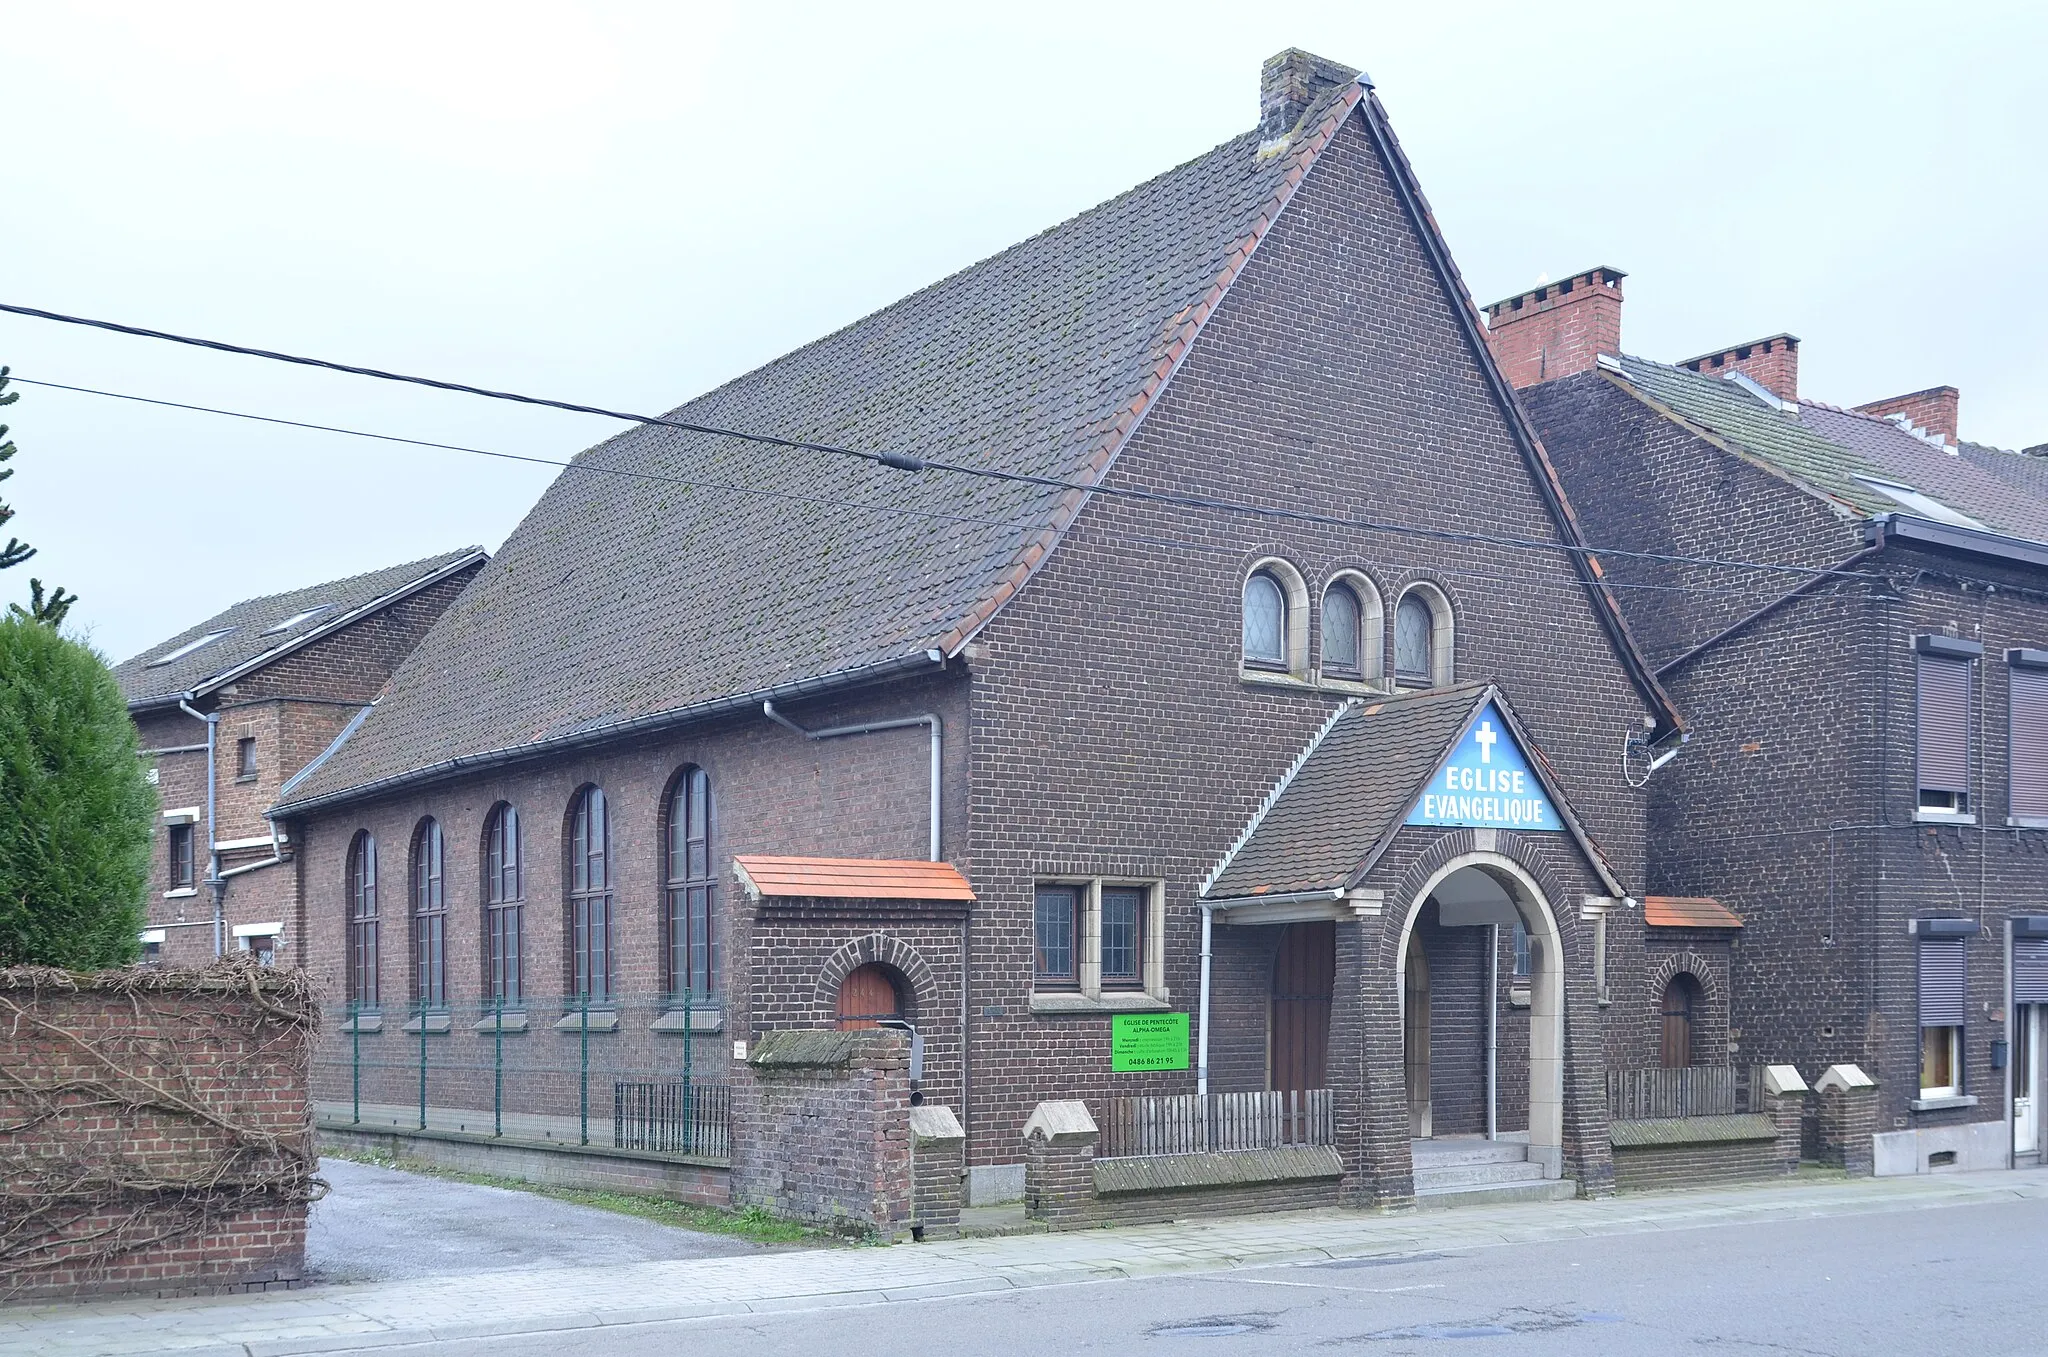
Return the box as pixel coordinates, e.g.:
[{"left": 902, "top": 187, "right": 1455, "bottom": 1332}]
[
  {"left": 306, "top": 1157, "right": 762, "bottom": 1283},
  {"left": 362, "top": 1195, "right": 2048, "bottom": 1356}
]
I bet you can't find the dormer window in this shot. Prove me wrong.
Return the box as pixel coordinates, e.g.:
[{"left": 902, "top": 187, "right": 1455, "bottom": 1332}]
[{"left": 1243, "top": 571, "right": 1286, "bottom": 667}]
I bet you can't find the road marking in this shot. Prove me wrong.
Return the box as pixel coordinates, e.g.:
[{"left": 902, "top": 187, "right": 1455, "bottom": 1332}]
[{"left": 1229, "top": 1278, "right": 1445, "bottom": 1294}]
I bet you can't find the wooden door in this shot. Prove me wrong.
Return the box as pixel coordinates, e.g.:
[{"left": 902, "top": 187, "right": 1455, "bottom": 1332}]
[
  {"left": 836, "top": 964, "right": 901, "bottom": 1030},
  {"left": 1660, "top": 974, "right": 1699, "bottom": 1069},
  {"left": 1269, "top": 922, "right": 1334, "bottom": 1092},
  {"left": 1404, "top": 933, "right": 1431, "bottom": 1137}
]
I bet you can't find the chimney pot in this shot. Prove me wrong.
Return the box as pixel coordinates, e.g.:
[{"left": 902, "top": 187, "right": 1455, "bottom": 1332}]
[
  {"left": 1679, "top": 333, "right": 1801, "bottom": 403},
  {"left": 1480, "top": 266, "right": 1627, "bottom": 389},
  {"left": 1259, "top": 49, "right": 1360, "bottom": 143},
  {"left": 1854, "top": 385, "right": 1961, "bottom": 447}
]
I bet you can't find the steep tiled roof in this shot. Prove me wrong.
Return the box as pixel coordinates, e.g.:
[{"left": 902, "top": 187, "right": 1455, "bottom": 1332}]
[
  {"left": 1798, "top": 404, "right": 2048, "bottom": 542},
  {"left": 276, "top": 79, "right": 1377, "bottom": 812},
  {"left": 114, "top": 549, "right": 486, "bottom": 711},
  {"left": 731, "top": 856, "right": 974, "bottom": 902},
  {"left": 1643, "top": 895, "right": 1744, "bottom": 929}
]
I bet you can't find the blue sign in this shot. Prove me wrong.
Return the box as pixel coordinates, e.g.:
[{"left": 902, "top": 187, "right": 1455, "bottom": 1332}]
[{"left": 1404, "top": 703, "right": 1561, "bottom": 832}]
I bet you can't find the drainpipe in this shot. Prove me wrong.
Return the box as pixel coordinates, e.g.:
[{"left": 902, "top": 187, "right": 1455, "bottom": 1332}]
[
  {"left": 218, "top": 819, "right": 286, "bottom": 880},
  {"left": 177, "top": 698, "right": 224, "bottom": 958},
  {"left": 761, "top": 701, "right": 942, "bottom": 860},
  {"left": 1486, "top": 924, "right": 1499, "bottom": 1141},
  {"left": 1197, "top": 902, "right": 1215, "bottom": 1096}
]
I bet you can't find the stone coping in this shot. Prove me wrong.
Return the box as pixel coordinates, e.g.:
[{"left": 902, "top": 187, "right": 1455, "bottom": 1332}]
[
  {"left": 317, "top": 1118, "right": 730, "bottom": 1171},
  {"left": 1093, "top": 1145, "right": 1343, "bottom": 1196},
  {"left": 1609, "top": 1113, "right": 1777, "bottom": 1148}
]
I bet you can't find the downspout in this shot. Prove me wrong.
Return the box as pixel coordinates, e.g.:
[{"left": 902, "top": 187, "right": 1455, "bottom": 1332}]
[
  {"left": 1197, "top": 902, "right": 1214, "bottom": 1096},
  {"left": 1487, "top": 923, "right": 1499, "bottom": 1141},
  {"left": 760, "top": 701, "right": 942, "bottom": 860},
  {"left": 219, "top": 819, "right": 286, "bottom": 879},
  {"left": 177, "top": 698, "right": 223, "bottom": 958}
]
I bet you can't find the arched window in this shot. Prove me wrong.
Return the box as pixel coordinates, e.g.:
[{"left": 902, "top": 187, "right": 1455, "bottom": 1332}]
[
  {"left": 1322, "top": 583, "right": 1362, "bottom": 677},
  {"left": 567, "top": 786, "right": 613, "bottom": 1004},
  {"left": 1243, "top": 571, "right": 1286, "bottom": 666},
  {"left": 1395, "top": 586, "right": 1452, "bottom": 687},
  {"left": 1660, "top": 973, "right": 1703, "bottom": 1069},
  {"left": 665, "top": 768, "right": 715, "bottom": 1002},
  {"left": 346, "top": 831, "right": 379, "bottom": 1009},
  {"left": 483, "top": 803, "right": 524, "bottom": 1006},
  {"left": 410, "top": 818, "right": 445, "bottom": 1009}
]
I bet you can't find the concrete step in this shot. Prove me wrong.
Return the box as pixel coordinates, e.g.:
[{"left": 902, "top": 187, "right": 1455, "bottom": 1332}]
[
  {"left": 1414, "top": 1177, "right": 1579, "bottom": 1210},
  {"left": 1412, "top": 1159, "right": 1551, "bottom": 1189},
  {"left": 1409, "top": 1139, "right": 1530, "bottom": 1168}
]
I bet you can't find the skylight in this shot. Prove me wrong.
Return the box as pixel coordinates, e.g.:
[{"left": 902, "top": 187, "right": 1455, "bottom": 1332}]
[
  {"left": 261, "top": 605, "right": 335, "bottom": 636},
  {"left": 145, "top": 629, "right": 235, "bottom": 668},
  {"left": 1854, "top": 478, "right": 1987, "bottom": 531}
]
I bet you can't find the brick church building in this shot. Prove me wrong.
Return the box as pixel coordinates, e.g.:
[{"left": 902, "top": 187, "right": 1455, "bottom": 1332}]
[
  {"left": 1489, "top": 265, "right": 2048, "bottom": 1174},
  {"left": 270, "top": 52, "right": 1696, "bottom": 1208}
]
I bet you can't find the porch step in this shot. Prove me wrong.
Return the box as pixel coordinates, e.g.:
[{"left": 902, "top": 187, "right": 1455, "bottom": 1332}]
[
  {"left": 1408, "top": 1139, "right": 1532, "bottom": 1169},
  {"left": 1415, "top": 1176, "right": 1579, "bottom": 1210},
  {"left": 1412, "top": 1158, "right": 1553, "bottom": 1189}
]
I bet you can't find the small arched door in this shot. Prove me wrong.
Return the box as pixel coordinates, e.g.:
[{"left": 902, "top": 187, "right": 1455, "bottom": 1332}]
[
  {"left": 1660, "top": 973, "right": 1702, "bottom": 1069},
  {"left": 1269, "top": 922, "right": 1334, "bottom": 1092},
  {"left": 836, "top": 963, "right": 903, "bottom": 1030}
]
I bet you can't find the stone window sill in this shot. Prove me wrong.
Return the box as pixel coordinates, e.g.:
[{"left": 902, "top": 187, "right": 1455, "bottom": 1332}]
[
  {"left": 1909, "top": 1093, "right": 1978, "bottom": 1112},
  {"left": 401, "top": 1012, "right": 452, "bottom": 1035},
  {"left": 471, "top": 1011, "right": 529, "bottom": 1034},
  {"left": 339, "top": 1013, "right": 383, "bottom": 1034},
  {"left": 1030, "top": 991, "right": 1171, "bottom": 1015},
  {"left": 233, "top": 774, "right": 259, "bottom": 785},
  {"left": 1508, "top": 986, "right": 1532, "bottom": 1009},
  {"left": 553, "top": 1009, "right": 621, "bottom": 1034},
  {"left": 1238, "top": 667, "right": 1313, "bottom": 690},
  {"left": 649, "top": 1006, "right": 723, "bottom": 1034},
  {"left": 1912, "top": 810, "right": 1977, "bottom": 826},
  {"left": 163, "top": 887, "right": 198, "bottom": 900}
]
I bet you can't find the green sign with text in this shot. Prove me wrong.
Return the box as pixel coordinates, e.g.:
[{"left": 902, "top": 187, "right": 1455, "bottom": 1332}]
[{"left": 1111, "top": 1012, "right": 1190, "bottom": 1073}]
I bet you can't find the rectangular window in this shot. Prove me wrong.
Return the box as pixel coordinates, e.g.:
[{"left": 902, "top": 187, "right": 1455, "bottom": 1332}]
[
  {"left": 236, "top": 737, "right": 257, "bottom": 779},
  {"left": 1917, "top": 934, "right": 1967, "bottom": 1096},
  {"left": 1916, "top": 643, "right": 1976, "bottom": 815},
  {"left": 1100, "top": 887, "right": 1145, "bottom": 988},
  {"left": 168, "top": 823, "right": 195, "bottom": 891},
  {"left": 1511, "top": 920, "right": 1531, "bottom": 978},
  {"left": 2010, "top": 655, "right": 2048, "bottom": 822},
  {"left": 1034, "top": 886, "right": 1079, "bottom": 985}
]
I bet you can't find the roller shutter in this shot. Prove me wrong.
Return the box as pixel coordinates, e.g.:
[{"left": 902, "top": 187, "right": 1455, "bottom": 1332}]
[
  {"left": 2014, "top": 936, "right": 2048, "bottom": 1005},
  {"left": 1917, "top": 655, "right": 1972, "bottom": 795},
  {"left": 2012, "top": 666, "right": 2048, "bottom": 819},
  {"left": 1917, "top": 936, "right": 1967, "bottom": 1026}
]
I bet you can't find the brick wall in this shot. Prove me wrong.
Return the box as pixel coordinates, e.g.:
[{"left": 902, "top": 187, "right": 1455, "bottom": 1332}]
[
  {"left": 0, "top": 964, "right": 314, "bottom": 1303},
  {"left": 729, "top": 1030, "right": 911, "bottom": 1237}
]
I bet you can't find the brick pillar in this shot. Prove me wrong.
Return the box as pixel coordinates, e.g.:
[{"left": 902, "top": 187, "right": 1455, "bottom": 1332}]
[
  {"left": 909, "top": 1104, "right": 966, "bottom": 1241},
  {"left": 1332, "top": 919, "right": 1412, "bottom": 1210},
  {"left": 1021, "top": 1100, "right": 1098, "bottom": 1228},
  {"left": 1762, "top": 1065, "right": 1810, "bottom": 1175},
  {"left": 1815, "top": 1065, "right": 1877, "bottom": 1175},
  {"left": 1557, "top": 927, "right": 1614, "bottom": 1198}
]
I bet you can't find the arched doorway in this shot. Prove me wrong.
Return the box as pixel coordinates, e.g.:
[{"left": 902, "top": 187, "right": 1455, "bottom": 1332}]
[
  {"left": 1404, "top": 932, "right": 1431, "bottom": 1137},
  {"left": 836, "top": 963, "right": 903, "bottom": 1029},
  {"left": 1269, "top": 922, "right": 1334, "bottom": 1092},
  {"left": 1660, "top": 973, "right": 1701, "bottom": 1069}
]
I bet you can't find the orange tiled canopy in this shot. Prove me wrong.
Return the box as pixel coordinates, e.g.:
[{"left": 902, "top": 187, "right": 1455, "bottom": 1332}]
[
  {"left": 731, "top": 855, "right": 975, "bottom": 902},
  {"left": 1643, "top": 895, "right": 1744, "bottom": 929}
]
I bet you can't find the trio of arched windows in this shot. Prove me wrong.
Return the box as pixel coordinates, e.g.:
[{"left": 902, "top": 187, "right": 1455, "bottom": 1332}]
[
  {"left": 1242, "top": 562, "right": 1451, "bottom": 687},
  {"left": 343, "top": 768, "right": 714, "bottom": 1012}
]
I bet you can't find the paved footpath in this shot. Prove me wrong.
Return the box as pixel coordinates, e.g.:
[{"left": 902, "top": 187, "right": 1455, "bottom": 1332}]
[{"left": 8, "top": 1169, "right": 2047, "bottom": 1357}]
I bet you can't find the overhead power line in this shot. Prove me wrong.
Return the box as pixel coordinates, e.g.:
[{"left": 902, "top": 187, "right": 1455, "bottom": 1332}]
[{"left": 0, "top": 300, "right": 1873, "bottom": 583}]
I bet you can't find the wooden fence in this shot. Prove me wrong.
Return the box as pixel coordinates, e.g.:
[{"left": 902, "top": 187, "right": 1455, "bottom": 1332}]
[
  {"left": 1605, "top": 1066, "right": 1761, "bottom": 1121},
  {"left": 1098, "top": 1089, "right": 1334, "bottom": 1159},
  {"left": 613, "top": 1079, "right": 731, "bottom": 1159}
]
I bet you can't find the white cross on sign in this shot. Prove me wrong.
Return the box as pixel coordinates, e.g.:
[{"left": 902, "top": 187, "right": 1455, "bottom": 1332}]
[{"left": 1476, "top": 721, "right": 1497, "bottom": 764}]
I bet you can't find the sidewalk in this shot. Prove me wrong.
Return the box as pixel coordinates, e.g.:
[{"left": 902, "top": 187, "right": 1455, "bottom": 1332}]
[{"left": 8, "top": 1169, "right": 2047, "bottom": 1357}]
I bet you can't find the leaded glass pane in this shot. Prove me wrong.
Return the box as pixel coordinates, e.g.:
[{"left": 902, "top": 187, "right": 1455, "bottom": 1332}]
[
  {"left": 1323, "top": 586, "right": 1360, "bottom": 673},
  {"left": 1243, "top": 573, "right": 1285, "bottom": 663}
]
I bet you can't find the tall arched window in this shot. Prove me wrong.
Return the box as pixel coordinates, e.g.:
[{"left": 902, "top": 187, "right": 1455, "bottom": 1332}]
[
  {"left": 1322, "top": 583, "right": 1362, "bottom": 677},
  {"left": 1395, "top": 586, "right": 1452, "bottom": 687},
  {"left": 1242, "top": 571, "right": 1286, "bottom": 666},
  {"left": 483, "top": 803, "right": 524, "bottom": 1006},
  {"left": 410, "top": 818, "right": 445, "bottom": 1009},
  {"left": 567, "top": 786, "right": 613, "bottom": 1004},
  {"left": 665, "top": 768, "right": 715, "bottom": 1002},
  {"left": 346, "top": 831, "right": 379, "bottom": 1008}
]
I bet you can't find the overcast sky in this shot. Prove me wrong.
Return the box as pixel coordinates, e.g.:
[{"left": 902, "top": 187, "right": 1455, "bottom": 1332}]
[{"left": 3, "top": 1, "right": 2040, "bottom": 664}]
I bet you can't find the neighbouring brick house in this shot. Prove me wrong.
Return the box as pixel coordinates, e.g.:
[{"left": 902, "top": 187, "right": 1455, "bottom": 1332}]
[
  {"left": 115, "top": 550, "right": 487, "bottom": 968},
  {"left": 271, "top": 51, "right": 1702, "bottom": 1210},
  {"left": 1489, "top": 265, "right": 2048, "bottom": 1174}
]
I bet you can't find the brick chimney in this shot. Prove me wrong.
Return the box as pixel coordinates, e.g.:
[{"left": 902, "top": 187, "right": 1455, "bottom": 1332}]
[
  {"left": 1259, "top": 49, "right": 1360, "bottom": 144},
  {"left": 1678, "top": 334, "right": 1800, "bottom": 403},
  {"left": 1854, "top": 385, "right": 1960, "bottom": 447},
  {"left": 1481, "top": 267, "right": 1626, "bottom": 390}
]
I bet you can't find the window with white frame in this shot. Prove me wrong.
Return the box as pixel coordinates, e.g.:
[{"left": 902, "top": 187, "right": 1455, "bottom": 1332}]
[
  {"left": 1394, "top": 584, "right": 1454, "bottom": 688},
  {"left": 1915, "top": 635, "right": 1979, "bottom": 816},
  {"left": 1917, "top": 931, "right": 1968, "bottom": 1098},
  {"left": 1032, "top": 879, "right": 1166, "bottom": 1005}
]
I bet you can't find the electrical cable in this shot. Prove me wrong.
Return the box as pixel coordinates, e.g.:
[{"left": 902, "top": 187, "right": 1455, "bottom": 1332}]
[{"left": 0, "top": 302, "right": 1880, "bottom": 584}]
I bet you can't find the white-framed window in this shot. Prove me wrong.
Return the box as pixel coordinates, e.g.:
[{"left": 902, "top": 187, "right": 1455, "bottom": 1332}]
[
  {"left": 1241, "top": 558, "right": 1309, "bottom": 678},
  {"left": 1032, "top": 878, "right": 1167, "bottom": 1007},
  {"left": 1916, "top": 930, "right": 1968, "bottom": 1099},
  {"left": 1319, "top": 571, "right": 1385, "bottom": 685},
  {"left": 1393, "top": 583, "right": 1454, "bottom": 687},
  {"left": 234, "top": 921, "right": 284, "bottom": 967}
]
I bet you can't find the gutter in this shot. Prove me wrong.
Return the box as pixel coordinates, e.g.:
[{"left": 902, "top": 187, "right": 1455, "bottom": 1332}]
[
  {"left": 270, "top": 650, "right": 948, "bottom": 819},
  {"left": 1872, "top": 512, "right": 2048, "bottom": 570},
  {"left": 760, "top": 701, "right": 943, "bottom": 861}
]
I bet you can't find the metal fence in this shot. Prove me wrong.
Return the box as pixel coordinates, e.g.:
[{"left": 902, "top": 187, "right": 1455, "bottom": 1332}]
[
  {"left": 315, "top": 992, "right": 731, "bottom": 1161},
  {"left": 1605, "top": 1065, "right": 1761, "bottom": 1121},
  {"left": 1098, "top": 1089, "right": 1335, "bottom": 1159}
]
